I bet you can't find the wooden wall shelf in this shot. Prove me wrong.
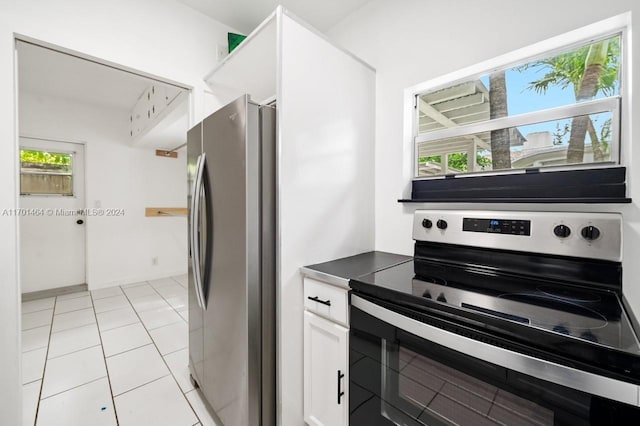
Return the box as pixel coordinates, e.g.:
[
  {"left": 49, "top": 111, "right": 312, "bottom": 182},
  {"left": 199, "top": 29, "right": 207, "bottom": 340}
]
[{"left": 145, "top": 207, "right": 188, "bottom": 217}]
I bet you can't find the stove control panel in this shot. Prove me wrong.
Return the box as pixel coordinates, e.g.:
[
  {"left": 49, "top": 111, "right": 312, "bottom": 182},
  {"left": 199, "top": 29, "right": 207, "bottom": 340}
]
[
  {"left": 463, "top": 218, "right": 531, "bottom": 236},
  {"left": 413, "top": 210, "right": 622, "bottom": 262}
]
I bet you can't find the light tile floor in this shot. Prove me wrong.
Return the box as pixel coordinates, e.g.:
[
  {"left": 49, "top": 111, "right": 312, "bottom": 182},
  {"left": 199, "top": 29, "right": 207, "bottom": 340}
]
[{"left": 21, "top": 274, "right": 219, "bottom": 426}]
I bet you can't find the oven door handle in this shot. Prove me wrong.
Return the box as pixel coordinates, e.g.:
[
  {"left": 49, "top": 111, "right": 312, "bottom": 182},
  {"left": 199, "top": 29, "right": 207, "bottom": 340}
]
[{"left": 351, "top": 295, "right": 640, "bottom": 407}]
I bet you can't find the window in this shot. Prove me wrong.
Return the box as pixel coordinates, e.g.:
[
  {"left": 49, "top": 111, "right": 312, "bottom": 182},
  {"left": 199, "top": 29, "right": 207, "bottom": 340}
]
[
  {"left": 414, "top": 34, "right": 621, "bottom": 178},
  {"left": 20, "top": 149, "right": 74, "bottom": 196}
]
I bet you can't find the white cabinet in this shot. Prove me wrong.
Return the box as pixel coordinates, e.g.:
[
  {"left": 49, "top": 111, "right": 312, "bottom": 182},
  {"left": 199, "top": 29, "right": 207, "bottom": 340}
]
[
  {"left": 304, "top": 277, "right": 349, "bottom": 327},
  {"left": 303, "top": 276, "right": 350, "bottom": 426},
  {"left": 304, "top": 310, "right": 348, "bottom": 426},
  {"left": 205, "top": 7, "right": 375, "bottom": 424}
]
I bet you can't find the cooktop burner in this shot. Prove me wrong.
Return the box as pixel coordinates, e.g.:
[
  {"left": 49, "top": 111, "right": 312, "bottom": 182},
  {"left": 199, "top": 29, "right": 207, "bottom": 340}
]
[
  {"left": 497, "top": 293, "right": 608, "bottom": 329},
  {"left": 537, "top": 285, "right": 602, "bottom": 303}
]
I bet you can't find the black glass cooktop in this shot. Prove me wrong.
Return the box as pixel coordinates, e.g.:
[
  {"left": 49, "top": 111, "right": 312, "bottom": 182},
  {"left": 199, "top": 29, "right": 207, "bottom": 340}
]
[{"left": 350, "top": 259, "right": 640, "bottom": 380}]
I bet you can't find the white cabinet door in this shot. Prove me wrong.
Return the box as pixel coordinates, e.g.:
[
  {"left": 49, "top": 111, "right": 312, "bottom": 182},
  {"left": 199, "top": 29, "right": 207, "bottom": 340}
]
[{"left": 304, "top": 311, "right": 348, "bottom": 426}]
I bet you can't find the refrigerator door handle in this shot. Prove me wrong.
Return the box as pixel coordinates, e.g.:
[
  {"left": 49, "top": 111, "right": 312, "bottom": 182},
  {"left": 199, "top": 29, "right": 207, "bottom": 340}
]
[
  {"left": 190, "top": 153, "right": 207, "bottom": 309},
  {"left": 198, "top": 155, "right": 211, "bottom": 310}
]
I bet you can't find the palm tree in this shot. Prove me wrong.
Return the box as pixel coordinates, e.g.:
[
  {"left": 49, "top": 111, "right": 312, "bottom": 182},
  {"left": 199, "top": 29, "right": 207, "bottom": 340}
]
[
  {"left": 519, "top": 36, "right": 619, "bottom": 163},
  {"left": 566, "top": 40, "right": 610, "bottom": 163},
  {"left": 489, "top": 71, "right": 512, "bottom": 169}
]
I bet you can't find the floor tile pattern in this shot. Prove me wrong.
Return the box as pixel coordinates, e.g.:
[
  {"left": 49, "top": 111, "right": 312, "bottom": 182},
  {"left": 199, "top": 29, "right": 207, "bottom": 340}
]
[{"left": 21, "top": 274, "right": 220, "bottom": 426}]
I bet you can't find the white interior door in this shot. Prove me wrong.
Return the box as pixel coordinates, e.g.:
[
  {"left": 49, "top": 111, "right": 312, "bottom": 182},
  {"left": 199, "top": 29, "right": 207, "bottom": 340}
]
[{"left": 19, "top": 138, "right": 86, "bottom": 294}]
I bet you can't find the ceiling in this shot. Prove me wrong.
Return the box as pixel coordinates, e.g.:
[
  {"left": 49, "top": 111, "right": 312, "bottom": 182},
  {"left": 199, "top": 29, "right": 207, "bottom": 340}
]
[
  {"left": 177, "top": 0, "right": 371, "bottom": 33},
  {"left": 17, "top": 41, "right": 159, "bottom": 111},
  {"left": 17, "top": 41, "right": 189, "bottom": 149}
]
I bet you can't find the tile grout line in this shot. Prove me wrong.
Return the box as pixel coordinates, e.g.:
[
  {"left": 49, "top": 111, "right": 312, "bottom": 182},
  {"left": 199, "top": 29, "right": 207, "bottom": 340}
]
[
  {"left": 32, "top": 296, "right": 57, "bottom": 425},
  {"left": 55, "top": 292, "right": 91, "bottom": 301},
  {"left": 21, "top": 298, "right": 58, "bottom": 315},
  {"left": 98, "top": 320, "right": 140, "bottom": 336},
  {"left": 121, "top": 281, "right": 202, "bottom": 423},
  {"left": 148, "top": 279, "right": 188, "bottom": 324},
  {"left": 160, "top": 346, "right": 188, "bottom": 358},
  {"left": 92, "top": 293, "right": 132, "bottom": 314},
  {"left": 22, "top": 307, "right": 55, "bottom": 315},
  {"left": 21, "top": 309, "right": 55, "bottom": 332},
  {"left": 22, "top": 324, "right": 54, "bottom": 333},
  {"left": 21, "top": 342, "right": 49, "bottom": 354},
  {"left": 46, "top": 342, "right": 103, "bottom": 361},
  {"left": 52, "top": 299, "right": 95, "bottom": 316},
  {"left": 170, "top": 275, "right": 188, "bottom": 289},
  {"left": 51, "top": 318, "right": 97, "bottom": 335},
  {"left": 104, "top": 342, "right": 153, "bottom": 359},
  {"left": 145, "top": 319, "right": 184, "bottom": 332},
  {"left": 132, "top": 285, "right": 185, "bottom": 329},
  {"left": 49, "top": 320, "right": 97, "bottom": 335},
  {"left": 89, "top": 290, "right": 121, "bottom": 426},
  {"left": 97, "top": 317, "right": 140, "bottom": 334},
  {"left": 110, "top": 370, "right": 172, "bottom": 398},
  {"left": 91, "top": 288, "right": 127, "bottom": 301},
  {"left": 39, "top": 375, "right": 108, "bottom": 401}
]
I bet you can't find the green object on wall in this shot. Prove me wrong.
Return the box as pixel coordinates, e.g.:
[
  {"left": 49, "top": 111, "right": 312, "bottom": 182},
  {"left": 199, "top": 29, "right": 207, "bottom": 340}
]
[{"left": 228, "top": 33, "right": 247, "bottom": 53}]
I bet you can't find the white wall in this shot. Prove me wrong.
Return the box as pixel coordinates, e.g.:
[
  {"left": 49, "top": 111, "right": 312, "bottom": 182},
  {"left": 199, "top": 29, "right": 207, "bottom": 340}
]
[
  {"left": 328, "top": 0, "right": 640, "bottom": 313},
  {"left": 20, "top": 93, "right": 188, "bottom": 291},
  {"left": 0, "top": 0, "right": 236, "bottom": 422},
  {"left": 278, "top": 14, "right": 375, "bottom": 426}
]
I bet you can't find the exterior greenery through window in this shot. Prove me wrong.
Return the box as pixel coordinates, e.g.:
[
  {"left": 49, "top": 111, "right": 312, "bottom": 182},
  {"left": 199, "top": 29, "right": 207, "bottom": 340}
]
[
  {"left": 415, "top": 34, "right": 621, "bottom": 177},
  {"left": 20, "top": 149, "right": 74, "bottom": 195}
]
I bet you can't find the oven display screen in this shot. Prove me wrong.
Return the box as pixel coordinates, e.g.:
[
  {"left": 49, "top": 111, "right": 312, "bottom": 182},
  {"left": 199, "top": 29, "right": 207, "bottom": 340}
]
[{"left": 463, "top": 218, "right": 531, "bottom": 236}]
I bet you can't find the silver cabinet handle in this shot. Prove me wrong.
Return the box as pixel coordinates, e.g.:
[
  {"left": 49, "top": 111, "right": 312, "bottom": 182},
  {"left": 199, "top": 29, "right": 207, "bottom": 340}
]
[{"left": 190, "top": 153, "right": 207, "bottom": 309}]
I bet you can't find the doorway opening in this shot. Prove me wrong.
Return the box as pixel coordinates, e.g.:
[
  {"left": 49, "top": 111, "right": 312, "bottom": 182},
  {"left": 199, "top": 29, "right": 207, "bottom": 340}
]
[{"left": 16, "top": 38, "right": 193, "bottom": 425}]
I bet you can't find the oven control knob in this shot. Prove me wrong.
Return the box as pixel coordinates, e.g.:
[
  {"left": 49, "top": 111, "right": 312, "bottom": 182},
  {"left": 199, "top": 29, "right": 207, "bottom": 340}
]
[
  {"left": 436, "top": 220, "right": 448, "bottom": 230},
  {"left": 553, "top": 224, "right": 571, "bottom": 238},
  {"left": 423, "top": 290, "right": 432, "bottom": 299},
  {"left": 422, "top": 219, "right": 433, "bottom": 229},
  {"left": 436, "top": 293, "right": 447, "bottom": 303},
  {"left": 581, "top": 226, "right": 601, "bottom": 241}
]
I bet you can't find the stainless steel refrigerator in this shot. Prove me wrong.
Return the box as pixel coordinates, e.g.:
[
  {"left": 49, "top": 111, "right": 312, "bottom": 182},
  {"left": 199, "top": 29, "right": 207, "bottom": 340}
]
[{"left": 187, "top": 95, "right": 276, "bottom": 426}]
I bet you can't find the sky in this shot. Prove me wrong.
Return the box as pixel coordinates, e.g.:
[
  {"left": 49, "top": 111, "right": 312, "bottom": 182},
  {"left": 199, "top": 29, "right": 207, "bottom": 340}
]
[{"left": 478, "top": 58, "right": 618, "bottom": 149}]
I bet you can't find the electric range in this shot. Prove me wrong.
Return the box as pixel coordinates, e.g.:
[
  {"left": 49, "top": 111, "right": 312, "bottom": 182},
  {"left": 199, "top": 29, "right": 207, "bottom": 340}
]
[{"left": 348, "top": 210, "right": 640, "bottom": 426}]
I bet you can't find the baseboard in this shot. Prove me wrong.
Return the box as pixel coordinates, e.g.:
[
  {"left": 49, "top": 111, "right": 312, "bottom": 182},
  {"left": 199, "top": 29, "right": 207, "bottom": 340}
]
[
  {"left": 22, "top": 283, "right": 88, "bottom": 302},
  {"left": 88, "top": 269, "right": 188, "bottom": 291}
]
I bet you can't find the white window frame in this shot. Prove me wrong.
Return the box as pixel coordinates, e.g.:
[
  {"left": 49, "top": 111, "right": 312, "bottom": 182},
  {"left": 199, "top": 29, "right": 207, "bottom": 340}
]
[{"left": 403, "top": 12, "right": 631, "bottom": 185}]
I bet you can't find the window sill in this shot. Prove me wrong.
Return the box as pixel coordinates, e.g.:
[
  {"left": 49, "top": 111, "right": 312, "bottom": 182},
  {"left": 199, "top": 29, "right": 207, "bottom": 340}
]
[
  {"left": 399, "top": 197, "right": 632, "bottom": 204},
  {"left": 405, "top": 167, "right": 628, "bottom": 204}
]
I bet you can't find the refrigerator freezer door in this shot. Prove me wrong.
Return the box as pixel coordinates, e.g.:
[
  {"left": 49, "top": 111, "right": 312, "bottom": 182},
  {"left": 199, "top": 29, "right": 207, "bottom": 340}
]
[{"left": 201, "top": 95, "right": 261, "bottom": 425}]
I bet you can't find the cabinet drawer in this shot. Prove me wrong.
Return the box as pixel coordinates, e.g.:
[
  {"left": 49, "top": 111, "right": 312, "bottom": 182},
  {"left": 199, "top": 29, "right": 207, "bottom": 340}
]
[{"left": 304, "top": 278, "right": 348, "bottom": 326}]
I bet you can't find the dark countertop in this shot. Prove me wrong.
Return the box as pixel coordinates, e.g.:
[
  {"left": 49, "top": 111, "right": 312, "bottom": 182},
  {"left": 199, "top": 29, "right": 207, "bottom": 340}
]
[{"left": 301, "top": 251, "right": 412, "bottom": 288}]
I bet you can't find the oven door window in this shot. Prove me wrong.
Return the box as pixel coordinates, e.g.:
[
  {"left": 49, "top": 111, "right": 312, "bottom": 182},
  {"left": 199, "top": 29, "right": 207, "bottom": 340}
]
[{"left": 350, "top": 305, "right": 638, "bottom": 426}]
